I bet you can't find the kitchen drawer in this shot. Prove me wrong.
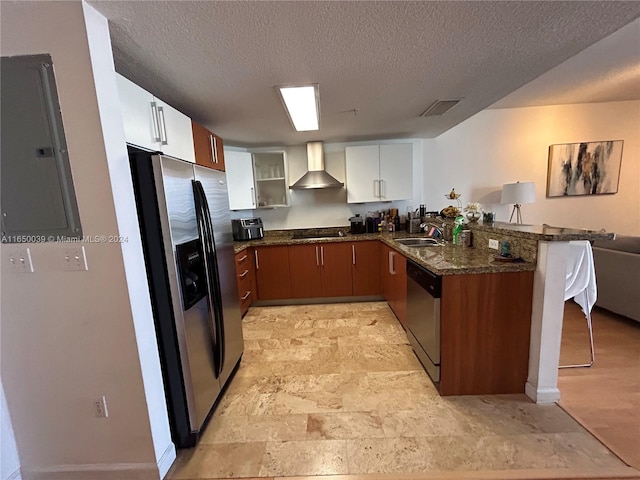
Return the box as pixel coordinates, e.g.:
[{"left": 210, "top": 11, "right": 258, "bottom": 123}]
[
  {"left": 236, "top": 267, "right": 253, "bottom": 293},
  {"left": 235, "top": 250, "right": 253, "bottom": 268}
]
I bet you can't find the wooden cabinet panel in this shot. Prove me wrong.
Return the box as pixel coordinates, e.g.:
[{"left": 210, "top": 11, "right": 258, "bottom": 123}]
[
  {"left": 320, "top": 243, "right": 353, "bottom": 297},
  {"left": 255, "top": 246, "right": 291, "bottom": 300},
  {"left": 439, "top": 271, "right": 533, "bottom": 396},
  {"left": 392, "top": 252, "right": 407, "bottom": 327},
  {"left": 235, "top": 248, "right": 256, "bottom": 317},
  {"left": 352, "top": 241, "right": 382, "bottom": 296},
  {"left": 288, "top": 244, "right": 322, "bottom": 298},
  {"left": 192, "top": 120, "right": 225, "bottom": 171},
  {"left": 381, "top": 244, "right": 407, "bottom": 327}
]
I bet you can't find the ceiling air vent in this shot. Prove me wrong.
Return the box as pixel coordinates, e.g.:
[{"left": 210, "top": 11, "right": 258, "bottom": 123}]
[{"left": 420, "top": 99, "right": 460, "bottom": 117}]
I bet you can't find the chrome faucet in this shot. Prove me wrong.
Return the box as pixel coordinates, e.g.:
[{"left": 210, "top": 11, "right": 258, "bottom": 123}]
[{"left": 422, "top": 223, "right": 444, "bottom": 238}]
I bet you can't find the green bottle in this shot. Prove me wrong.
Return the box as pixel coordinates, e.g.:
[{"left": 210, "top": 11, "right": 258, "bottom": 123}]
[{"left": 452, "top": 215, "right": 464, "bottom": 245}]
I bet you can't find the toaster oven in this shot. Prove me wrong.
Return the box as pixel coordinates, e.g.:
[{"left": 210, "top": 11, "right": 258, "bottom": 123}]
[{"left": 231, "top": 218, "right": 264, "bottom": 241}]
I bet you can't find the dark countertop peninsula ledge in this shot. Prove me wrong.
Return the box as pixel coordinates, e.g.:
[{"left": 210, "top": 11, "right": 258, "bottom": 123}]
[{"left": 232, "top": 222, "right": 614, "bottom": 276}]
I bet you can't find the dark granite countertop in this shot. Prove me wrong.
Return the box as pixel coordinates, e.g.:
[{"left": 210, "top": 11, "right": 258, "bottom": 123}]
[
  {"left": 233, "top": 229, "right": 537, "bottom": 276},
  {"left": 471, "top": 221, "right": 615, "bottom": 242}
]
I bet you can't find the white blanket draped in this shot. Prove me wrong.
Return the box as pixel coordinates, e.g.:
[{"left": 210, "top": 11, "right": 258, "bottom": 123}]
[{"left": 565, "top": 240, "right": 597, "bottom": 317}]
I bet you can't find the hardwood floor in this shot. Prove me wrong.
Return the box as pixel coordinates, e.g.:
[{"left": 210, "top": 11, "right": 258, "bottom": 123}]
[{"left": 558, "top": 301, "right": 640, "bottom": 470}]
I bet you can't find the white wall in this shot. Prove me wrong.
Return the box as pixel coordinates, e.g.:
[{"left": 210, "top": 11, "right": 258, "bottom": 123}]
[
  {"left": 1, "top": 384, "right": 21, "bottom": 480},
  {"left": 231, "top": 139, "right": 424, "bottom": 230},
  {"left": 0, "top": 2, "right": 167, "bottom": 479},
  {"left": 423, "top": 101, "right": 640, "bottom": 235}
]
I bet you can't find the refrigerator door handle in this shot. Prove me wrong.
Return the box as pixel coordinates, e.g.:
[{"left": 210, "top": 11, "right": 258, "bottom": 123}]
[
  {"left": 192, "top": 180, "right": 221, "bottom": 377},
  {"left": 194, "top": 180, "right": 226, "bottom": 376}
]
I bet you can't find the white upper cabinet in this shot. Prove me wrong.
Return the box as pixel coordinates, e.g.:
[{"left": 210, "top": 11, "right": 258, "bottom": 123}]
[
  {"left": 225, "top": 151, "right": 256, "bottom": 210},
  {"left": 116, "top": 74, "right": 195, "bottom": 163},
  {"left": 345, "top": 143, "right": 413, "bottom": 203}
]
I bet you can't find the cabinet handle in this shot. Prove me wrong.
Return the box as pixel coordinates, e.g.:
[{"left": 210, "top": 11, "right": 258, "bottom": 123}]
[
  {"left": 209, "top": 134, "right": 216, "bottom": 164},
  {"left": 241, "top": 291, "right": 251, "bottom": 301},
  {"left": 380, "top": 179, "right": 386, "bottom": 199},
  {"left": 238, "top": 254, "right": 248, "bottom": 263},
  {"left": 321, "top": 246, "right": 324, "bottom": 266},
  {"left": 240, "top": 269, "right": 249, "bottom": 278},
  {"left": 352, "top": 245, "right": 356, "bottom": 265},
  {"left": 150, "top": 102, "right": 161, "bottom": 142},
  {"left": 373, "top": 179, "right": 380, "bottom": 198},
  {"left": 251, "top": 187, "right": 256, "bottom": 207},
  {"left": 315, "top": 246, "right": 319, "bottom": 266},
  {"left": 254, "top": 250, "right": 259, "bottom": 269},
  {"left": 389, "top": 251, "right": 396, "bottom": 275},
  {"left": 157, "top": 106, "right": 168, "bottom": 145}
]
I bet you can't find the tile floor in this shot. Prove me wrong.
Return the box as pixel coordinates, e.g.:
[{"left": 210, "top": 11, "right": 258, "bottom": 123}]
[{"left": 167, "top": 302, "right": 630, "bottom": 479}]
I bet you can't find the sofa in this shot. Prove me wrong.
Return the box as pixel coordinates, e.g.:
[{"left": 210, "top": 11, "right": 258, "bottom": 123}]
[{"left": 592, "top": 235, "right": 640, "bottom": 323}]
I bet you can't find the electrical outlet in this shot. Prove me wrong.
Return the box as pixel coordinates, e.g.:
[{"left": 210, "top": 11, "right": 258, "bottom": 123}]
[
  {"left": 93, "top": 395, "right": 108, "bottom": 418},
  {"left": 8, "top": 248, "right": 34, "bottom": 273},
  {"left": 63, "top": 247, "right": 88, "bottom": 271},
  {"left": 489, "top": 239, "right": 499, "bottom": 250}
]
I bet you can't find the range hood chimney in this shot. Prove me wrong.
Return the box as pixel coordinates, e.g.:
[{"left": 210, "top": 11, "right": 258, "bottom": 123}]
[{"left": 290, "top": 142, "right": 344, "bottom": 190}]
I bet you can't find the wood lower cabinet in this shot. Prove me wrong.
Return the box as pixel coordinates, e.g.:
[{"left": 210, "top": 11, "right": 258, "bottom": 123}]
[
  {"left": 320, "top": 243, "right": 353, "bottom": 297},
  {"left": 234, "top": 248, "right": 256, "bottom": 317},
  {"left": 288, "top": 244, "right": 322, "bottom": 298},
  {"left": 381, "top": 244, "right": 407, "bottom": 327},
  {"left": 192, "top": 120, "right": 225, "bottom": 171},
  {"left": 255, "top": 246, "right": 291, "bottom": 300},
  {"left": 439, "top": 271, "right": 534, "bottom": 395},
  {"left": 289, "top": 243, "right": 352, "bottom": 298},
  {"left": 351, "top": 241, "right": 382, "bottom": 296}
]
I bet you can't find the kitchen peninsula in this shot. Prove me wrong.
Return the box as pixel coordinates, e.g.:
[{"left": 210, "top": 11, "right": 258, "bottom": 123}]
[{"left": 233, "top": 222, "right": 613, "bottom": 403}]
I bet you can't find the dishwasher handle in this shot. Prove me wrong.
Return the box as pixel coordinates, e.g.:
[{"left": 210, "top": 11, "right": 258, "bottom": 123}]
[{"left": 406, "top": 260, "right": 442, "bottom": 298}]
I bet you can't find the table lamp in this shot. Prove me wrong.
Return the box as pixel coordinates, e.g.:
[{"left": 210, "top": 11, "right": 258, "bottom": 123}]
[{"left": 501, "top": 181, "right": 536, "bottom": 224}]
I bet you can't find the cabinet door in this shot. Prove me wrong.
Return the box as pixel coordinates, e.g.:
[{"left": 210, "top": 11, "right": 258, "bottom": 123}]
[
  {"left": 155, "top": 99, "right": 195, "bottom": 163},
  {"left": 192, "top": 120, "right": 214, "bottom": 168},
  {"left": 211, "top": 133, "right": 226, "bottom": 171},
  {"left": 288, "top": 244, "right": 322, "bottom": 298},
  {"left": 255, "top": 246, "right": 292, "bottom": 300},
  {"left": 116, "top": 74, "right": 158, "bottom": 151},
  {"left": 235, "top": 249, "right": 255, "bottom": 317},
  {"left": 345, "top": 145, "right": 380, "bottom": 203},
  {"left": 225, "top": 151, "right": 256, "bottom": 210},
  {"left": 379, "top": 143, "right": 413, "bottom": 201},
  {"left": 320, "top": 243, "right": 353, "bottom": 297},
  {"left": 392, "top": 252, "right": 407, "bottom": 328},
  {"left": 352, "top": 241, "right": 382, "bottom": 296}
]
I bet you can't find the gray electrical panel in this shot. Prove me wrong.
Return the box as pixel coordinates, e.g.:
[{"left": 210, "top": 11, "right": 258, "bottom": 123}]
[{"left": 1, "top": 54, "right": 82, "bottom": 242}]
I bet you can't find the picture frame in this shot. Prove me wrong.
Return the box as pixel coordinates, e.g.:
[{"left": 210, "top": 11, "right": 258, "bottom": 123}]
[{"left": 546, "top": 140, "right": 623, "bottom": 197}]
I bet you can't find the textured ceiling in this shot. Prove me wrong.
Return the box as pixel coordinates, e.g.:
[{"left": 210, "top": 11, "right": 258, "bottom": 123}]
[{"left": 88, "top": 1, "right": 640, "bottom": 147}]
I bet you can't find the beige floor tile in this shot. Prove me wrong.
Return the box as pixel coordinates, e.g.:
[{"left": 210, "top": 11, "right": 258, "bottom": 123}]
[
  {"left": 346, "top": 437, "right": 434, "bottom": 474},
  {"left": 261, "top": 391, "right": 344, "bottom": 415},
  {"left": 168, "top": 442, "right": 265, "bottom": 479},
  {"left": 259, "top": 439, "right": 348, "bottom": 476},
  {"left": 342, "top": 388, "right": 433, "bottom": 412},
  {"left": 306, "top": 411, "right": 385, "bottom": 439},
  {"left": 339, "top": 344, "right": 423, "bottom": 373}
]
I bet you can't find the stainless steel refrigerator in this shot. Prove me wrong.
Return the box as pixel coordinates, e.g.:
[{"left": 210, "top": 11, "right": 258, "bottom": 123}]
[{"left": 129, "top": 147, "right": 244, "bottom": 448}]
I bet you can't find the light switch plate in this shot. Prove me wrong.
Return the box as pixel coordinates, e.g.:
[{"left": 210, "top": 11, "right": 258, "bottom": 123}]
[
  {"left": 489, "top": 239, "right": 499, "bottom": 250},
  {"left": 8, "top": 248, "right": 34, "bottom": 273},
  {"left": 63, "top": 246, "right": 88, "bottom": 271}
]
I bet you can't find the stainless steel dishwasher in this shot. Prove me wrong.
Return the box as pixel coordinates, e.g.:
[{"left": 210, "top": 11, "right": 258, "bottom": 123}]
[{"left": 406, "top": 259, "right": 442, "bottom": 383}]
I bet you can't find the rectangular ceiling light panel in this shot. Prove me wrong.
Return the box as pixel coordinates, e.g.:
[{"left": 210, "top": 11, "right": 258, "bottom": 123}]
[{"left": 278, "top": 85, "right": 319, "bottom": 131}]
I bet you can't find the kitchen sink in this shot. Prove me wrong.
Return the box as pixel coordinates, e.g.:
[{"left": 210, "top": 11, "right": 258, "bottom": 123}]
[{"left": 395, "top": 237, "right": 443, "bottom": 247}]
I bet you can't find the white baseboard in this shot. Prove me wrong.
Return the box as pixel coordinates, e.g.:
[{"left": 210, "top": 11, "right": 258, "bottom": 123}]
[
  {"left": 156, "top": 442, "right": 176, "bottom": 479},
  {"left": 23, "top": 462, "right": 158, "bottom": 480},
  {"left": 7, "top": 467, "right": 22, "bottom": 480},
  {"left": 525, "top": 381, "right": 561, "bottom": 404}
]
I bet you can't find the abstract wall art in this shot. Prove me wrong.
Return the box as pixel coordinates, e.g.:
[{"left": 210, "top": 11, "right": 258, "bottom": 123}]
[{"left": 546, "top": 140, "right": 623, "bottom": 197}]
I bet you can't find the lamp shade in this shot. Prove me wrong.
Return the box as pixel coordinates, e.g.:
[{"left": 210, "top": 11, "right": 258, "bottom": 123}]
[{"left": 501, "top": 181, "right": 536, "bottom": 204}]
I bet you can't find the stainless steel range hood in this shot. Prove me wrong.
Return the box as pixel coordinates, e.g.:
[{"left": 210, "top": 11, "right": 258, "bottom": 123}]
[{"left": 290, "top": 142, "right": 344, "bottom": 190}]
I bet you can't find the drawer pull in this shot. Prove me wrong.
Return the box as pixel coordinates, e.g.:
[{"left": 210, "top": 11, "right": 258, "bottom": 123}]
[
  {"left": 241, "top": 291, "right": 251, "bottom": 300},
  {"left": 240, "top": 269, "right": 249, "bottom": 278},
  {"left": 237, "top": 254, "right": 248, "bottom": 263}
]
